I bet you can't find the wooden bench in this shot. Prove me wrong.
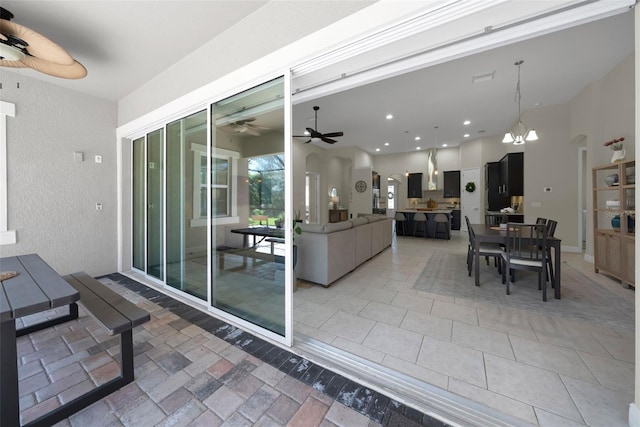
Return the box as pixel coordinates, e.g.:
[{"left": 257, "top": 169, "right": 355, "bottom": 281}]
[
  {"left": 265, "top": 237, "right": 285, "bottom": 254},
  {"left": 25, "top": 272, "right": 150, "bottom": 427}
]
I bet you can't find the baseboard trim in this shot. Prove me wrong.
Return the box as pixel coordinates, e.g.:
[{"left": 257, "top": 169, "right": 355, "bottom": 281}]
[
  {"left": 630, "top": 403, "right": 640, "bottom": 427},
  {"left": 584, "top": 254, "right": 594, "bottom": 263},
  {"left": 561, "top": 245, "right": 581, "bottom": 253}
]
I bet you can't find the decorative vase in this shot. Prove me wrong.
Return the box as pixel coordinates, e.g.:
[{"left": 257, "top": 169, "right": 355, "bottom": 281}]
[
  {"left": 604, "top": 173, "right": 619, "bottom": 187},
  {"left": 611, "top": 149, "right": 626, "bottom": 163},
  {"left": 611, "top": 215, "right": 620, "bottom": 231}
]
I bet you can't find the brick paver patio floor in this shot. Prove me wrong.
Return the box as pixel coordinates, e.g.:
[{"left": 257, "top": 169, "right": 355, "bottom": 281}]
[{"left": 15, "top": 273, "right": 446, "bottom": 427}]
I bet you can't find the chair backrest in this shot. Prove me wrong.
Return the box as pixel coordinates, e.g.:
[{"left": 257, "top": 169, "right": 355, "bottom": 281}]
[
  {"left": 394, "top": 212, "right": 406, "bottom": 221},
  {"left": 536, "top": 217, "right": 548, "bottom": 225},
  {"left": 414, "top": 212, "right": 427, "bottom": 221},
  {"left": 505, "top": 223, "right": 547, "bottom": 262},
  {"left": 547, "top": 219, "right": 558, "bottom": 237},
  {"left": 465, "top": 216, "right": 475, "bottom": 245},
  {"left": 434, "top": 213, "right": 448, "bottom": 223}
]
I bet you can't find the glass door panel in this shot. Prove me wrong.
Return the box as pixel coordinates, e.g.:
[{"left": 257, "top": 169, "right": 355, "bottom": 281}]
[
  {"left": 132, "top": 136, "right": 145, "bottom": 271},
  {"left": 211, "top": 77, "right": 286, "bottom": 336},
  {"left": 147, "top": 129, "right": 164, "bottom": 280},
  {"left": 166, "top": 110, "right": 208, "bottom": 300}
]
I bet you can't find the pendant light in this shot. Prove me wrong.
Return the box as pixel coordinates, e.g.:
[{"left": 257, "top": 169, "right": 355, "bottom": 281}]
[{"left": 502, "top": 60, "right": 538, "bottom": 145}]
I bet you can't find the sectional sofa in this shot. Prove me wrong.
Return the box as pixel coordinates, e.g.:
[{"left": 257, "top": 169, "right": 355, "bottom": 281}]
[{"left": 295, "top": 214, "right": 392, "bottom": 287}]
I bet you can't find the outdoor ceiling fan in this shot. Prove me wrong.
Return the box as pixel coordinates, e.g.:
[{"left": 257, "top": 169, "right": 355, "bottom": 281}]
[
  {"left": 293, "top": 106, "right": 344, "bottom": 144},
  {"left": 220, "top": 118, "right": 270, "bottom": 136},
  {"left": 0, "top": 7, "right": 87, "bottom": 79}
]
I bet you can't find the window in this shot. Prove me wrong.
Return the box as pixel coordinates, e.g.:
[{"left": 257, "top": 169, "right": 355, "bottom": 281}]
[{"left": 191, "top": 143, "right": 238, "bottom": 226}]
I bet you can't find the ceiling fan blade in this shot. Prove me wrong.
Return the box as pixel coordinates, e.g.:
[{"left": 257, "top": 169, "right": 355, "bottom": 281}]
[
  {"left": 321, "top": 137, "right": 337, "bottom": 144},
  {"left": 306, "top": 127, "right": 318, "bottom": 135},
  {"left": 0, "top": 20, "right": 75, "bottom": 65},
  {"left": 20, "top": 55, "right": 87, "bottom": 79},
  {"left": 237, "top": 118, "right": 255, "bottom": 124},
  {"left": 321, "top": 132, "right": 343, "bottom": 138}
]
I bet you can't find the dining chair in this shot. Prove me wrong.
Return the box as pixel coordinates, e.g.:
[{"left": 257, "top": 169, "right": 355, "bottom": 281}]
[
  {"left": 394, "top": 212, "right": 407, "bottom": 236},
  {"left": 501, "top": 222, "right": 549, "bottom": 301},
  {"left": 545, "top": 220, "right": 558, "bottom": 285},
  {"left": 536, "top": 217, "right": 548, "bottom": 225},
  {"left": 413, "top": 212, "right": 427, "bottom": 237},
  {"left": 465, "top": 216, "right": 503, "bottom": 282}
]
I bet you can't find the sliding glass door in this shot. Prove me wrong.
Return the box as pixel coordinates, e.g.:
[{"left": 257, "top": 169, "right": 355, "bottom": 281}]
[
  {"left": 130, "top": 75, "right": 290, "bottom": 343},
  {"left": 166, "top": 110, "right": 208, "bottom": 299},
  {"left": 211, "top": 77, "right": 287, "bottom": 337}
]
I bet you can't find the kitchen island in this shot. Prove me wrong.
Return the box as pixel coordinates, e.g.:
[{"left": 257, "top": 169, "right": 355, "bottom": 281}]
[{"left": 395, "top": 209, "right": 452, "bottom": 239}]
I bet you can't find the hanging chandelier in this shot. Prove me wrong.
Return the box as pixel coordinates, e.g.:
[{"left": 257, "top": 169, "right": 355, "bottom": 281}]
[{"left": 502, "top": 60, "right": 538, "bottom": 145}]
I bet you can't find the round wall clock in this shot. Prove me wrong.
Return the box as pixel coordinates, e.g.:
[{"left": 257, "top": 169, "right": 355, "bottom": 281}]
[{"left": 355, "top": 180, "right": 367, "bottom": 193}]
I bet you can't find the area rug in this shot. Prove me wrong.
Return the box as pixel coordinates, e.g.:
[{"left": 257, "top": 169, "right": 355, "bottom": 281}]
[{"left": 414, "top": 252, "right": 634, "bottom": 332}]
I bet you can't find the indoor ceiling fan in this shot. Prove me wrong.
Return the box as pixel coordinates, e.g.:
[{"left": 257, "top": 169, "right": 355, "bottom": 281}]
[
  {"left": 220, "top": 118, "right": 270, "bottom": 136},
  {"left": 0, "top": 7, "right": 87, "bottom": 79},
  {"left": 294, "top": 106, "right": 344, "bottom": 144}
]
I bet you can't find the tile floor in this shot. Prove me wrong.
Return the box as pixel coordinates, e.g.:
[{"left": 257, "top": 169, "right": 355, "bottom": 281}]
[
  {"left": 293, "top": 230, "right": 635, "bottom": 427},
  {"left": 15, "top": 276, "right": 446, "bottom": 427}
]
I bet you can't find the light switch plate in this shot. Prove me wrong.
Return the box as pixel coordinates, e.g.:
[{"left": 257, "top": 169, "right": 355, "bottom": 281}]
[{"left": 95, "top": 155, "right": 102, "bottom": 163}]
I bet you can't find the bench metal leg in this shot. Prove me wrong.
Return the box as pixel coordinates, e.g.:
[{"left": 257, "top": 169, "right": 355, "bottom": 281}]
[
  {"left": 24, "top": 329, "right": 135, "bottom": 427},
  {"left": 1, "top": 319, "right": 20, "bottom": 427},
  {"left": 17, "top": 303, "right": 79, "bottom": 338}
]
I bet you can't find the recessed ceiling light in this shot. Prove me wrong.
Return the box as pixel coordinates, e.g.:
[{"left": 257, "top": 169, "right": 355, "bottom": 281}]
[
  {"left": 463, "top": 120, "right": 471, "bottom": 125},
  {"left": 386, "top": 114, "right": 393, "bottom": 119},
  {"left": 464, "top": 133, "right": 470, "bottom": 138},
  {"left": 416, "top": 146, "right": 421, "bottom": 150},
  {"left": 442, "top": 144, "right": 448, "bottom": 147},
  {"left": 414, "top": 136, "right": 421, "bottom": 141},
  {"left": 375, "top": 148, "right": 380, "bottom": 152},
  {"left": 384, "top": 142, "right": 390, "bottom": 146}
]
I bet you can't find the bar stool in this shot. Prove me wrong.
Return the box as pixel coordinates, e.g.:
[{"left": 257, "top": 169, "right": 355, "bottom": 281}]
[
  {"left": 394, "top": 212, "right": 407, "bottom": 236},
  {"left": 434, "top": 213, "right": 450, "bottom": 240},
  {"left": 413, "top": 212, "right": 427, "bottom": 237}
]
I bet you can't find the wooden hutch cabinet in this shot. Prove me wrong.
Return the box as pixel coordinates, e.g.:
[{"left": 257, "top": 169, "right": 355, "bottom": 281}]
[{"left": 592, "top": 159, "right": 635, "bottom": 287}]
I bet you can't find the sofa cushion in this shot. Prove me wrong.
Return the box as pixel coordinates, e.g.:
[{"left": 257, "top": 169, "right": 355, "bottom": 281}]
[
  {"left": 365, "top": 215, "right": 382, "bottom": 223},
  {"left": 349, "top": 217, "right": 369, "bottom": 227},
  {"left": 299, "top": 223, "right": 325, "bottom": 233},
  {"left": 323, "top": 221, "right": 353, "bottom": 233}
]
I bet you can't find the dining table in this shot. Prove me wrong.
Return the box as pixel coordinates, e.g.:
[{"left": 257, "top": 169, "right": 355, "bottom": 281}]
[
  {"left": 471, "top": 224, "right": 562, "bottom": 299},
  {"left": 1, "top": 254, "right": 80, "bottom": 427},
  {"left": 230, "top": 226, "right": 285, "bottom": 249}
]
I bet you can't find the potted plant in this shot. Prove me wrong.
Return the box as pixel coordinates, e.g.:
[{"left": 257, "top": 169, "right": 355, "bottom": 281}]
[{"left": 274, "top": 213, "right": 284, "bottom": 229}]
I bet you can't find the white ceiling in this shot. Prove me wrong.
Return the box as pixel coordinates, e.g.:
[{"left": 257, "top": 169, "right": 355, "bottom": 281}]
[
  {"left": 0, "top": 1, "right": 634, "bottom": 155},
  {"left": 291, "top": 10, "right": 635, "bottom": 154}
]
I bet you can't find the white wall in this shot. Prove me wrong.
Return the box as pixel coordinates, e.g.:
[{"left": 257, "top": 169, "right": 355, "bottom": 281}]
[{"left": 0, "top": 72, "right": 118, "bottom": 276}]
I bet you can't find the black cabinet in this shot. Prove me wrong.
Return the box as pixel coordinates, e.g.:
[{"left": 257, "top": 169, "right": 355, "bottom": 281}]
[
  {"left": 498, "top": 152, "right": 524, "bottom": 197},
  {"left": 485, "top": 162, "right": 509, "bottom": 211},
  {"left": 407, "top": 173, "right": 422, "bottom": 198},
  {"left": 443, "top": 171, "right": 460, "bottom": 198},
  {"left": 451, "top": 209, "right": 461, "bottom": 230},
  {"left": 372, "top": 171, "right": 380, "bottom": 189}
]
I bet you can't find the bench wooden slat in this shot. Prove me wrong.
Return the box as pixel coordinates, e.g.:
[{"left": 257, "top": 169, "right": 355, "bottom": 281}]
[
  {"left": 64, "top": 275, "right": 131, "bottom": 335},
  {"left": 69, "top": 272, "right": 149, "bottom": 328}
]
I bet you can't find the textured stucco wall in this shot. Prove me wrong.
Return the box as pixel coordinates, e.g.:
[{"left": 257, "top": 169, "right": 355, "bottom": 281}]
[{"left": 0, "top": 72, "right": 118, "bottom": 276}]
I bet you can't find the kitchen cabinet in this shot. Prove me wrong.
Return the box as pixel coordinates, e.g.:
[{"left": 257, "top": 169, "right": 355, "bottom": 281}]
[
  {"left": 592, "top": 159, "right": 635, "bottom": 287},
  {"left": 443, "top": 171, "right": 460, "bottom": 198},
  {"left": 498, "top": 152, "right": 524, "bottom": 197},
  {"left": 485, "top": 162, "right": 509, "bottom": 211},
  {"left": 451, "top": 209, "right": 461, "bottom": 230},
  {"left": 407, "top": 173, "right": 423, "bottom": 198},
  {"left": 329, "top": 209, "right": 348, "bottom": 223}
]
